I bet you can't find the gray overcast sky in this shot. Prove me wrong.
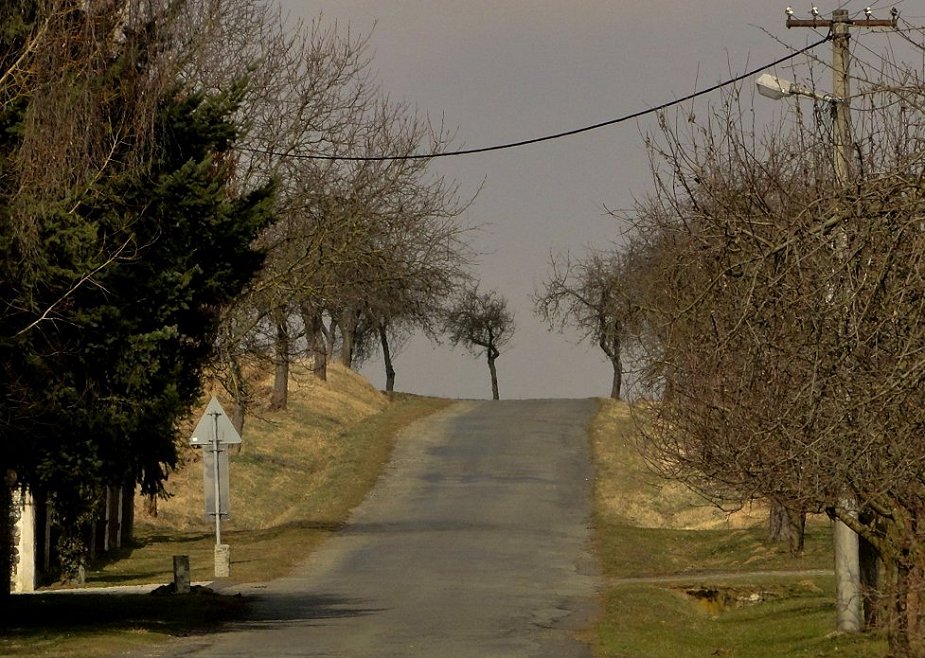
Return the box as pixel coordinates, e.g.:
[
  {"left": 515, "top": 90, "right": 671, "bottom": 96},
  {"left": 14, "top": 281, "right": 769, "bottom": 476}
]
[{"left": 281, "top": 1, "right": 915, "bottom": 400}]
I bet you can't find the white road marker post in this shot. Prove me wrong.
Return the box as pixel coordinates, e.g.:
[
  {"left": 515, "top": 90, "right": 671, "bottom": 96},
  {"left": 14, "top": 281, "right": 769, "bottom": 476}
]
[
  {"left": 190, "top": 396, "right": 241, "bottom": 579},
  {"left": 211, "top": 408, "right": 223, "bottom": 546}
]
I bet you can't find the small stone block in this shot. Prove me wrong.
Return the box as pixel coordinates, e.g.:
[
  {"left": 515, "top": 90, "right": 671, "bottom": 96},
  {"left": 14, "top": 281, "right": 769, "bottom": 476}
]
[
  {"left": 214, "top": 544, "right": 230, "bottom": 578},
  {"left": 173, "top": 555, "right": 191, "bottom": 594}
]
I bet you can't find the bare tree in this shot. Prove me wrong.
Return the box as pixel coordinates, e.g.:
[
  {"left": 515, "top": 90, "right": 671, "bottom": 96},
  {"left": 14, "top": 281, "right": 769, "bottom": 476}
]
[
  {"left": 534, "top": 249, "right": 638, "bottom": 399},
  {"left": 444, "top": 286, "right": 515, "bottom": 400},
  {"left": 209, "top": 301, "right": 265, "bottom": 434},
  {"left": 190, "top": 4, "right": 477, "bottom": 407},
  {"left": 264, "top": 93, "right": 474, "bottom": 394},
  {"left": 199, "top": 7, "right": 378, "bottom": 410},
  {"left": 625, "top": 75, "right": 925, "bottom": 655}
]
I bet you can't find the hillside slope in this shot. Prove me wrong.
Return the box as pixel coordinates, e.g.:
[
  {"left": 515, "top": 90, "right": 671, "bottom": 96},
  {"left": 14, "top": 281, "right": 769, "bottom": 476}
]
[
  {"left": 94, "top": 362, "right": 451, "bottom": 586},
  {"left": 138, "top": 362, "right": 390, "bottom": 532}
]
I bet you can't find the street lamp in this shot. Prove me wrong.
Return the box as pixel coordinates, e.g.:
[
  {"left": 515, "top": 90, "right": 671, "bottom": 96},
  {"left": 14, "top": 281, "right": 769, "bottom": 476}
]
[
  {"left": 755, "top": 70, "right": 850, "bottom": 192},
  {"left": 755, "top": 72, "right": 833, "bottom": 103}
]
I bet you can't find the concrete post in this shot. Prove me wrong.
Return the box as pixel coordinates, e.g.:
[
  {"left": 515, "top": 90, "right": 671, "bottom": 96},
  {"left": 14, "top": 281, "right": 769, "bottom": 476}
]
[
  {"left": 830, "top": 10, "right": 863, "bottom": 634},
  {"left": 173, "top": 555, "right": 191, "bottom": 594},
  {"left": 13, "top": 491, "right": 36, "bottom": 593},
  {"left": 214, "top": 544, "right": 230, "bottom": 578}
]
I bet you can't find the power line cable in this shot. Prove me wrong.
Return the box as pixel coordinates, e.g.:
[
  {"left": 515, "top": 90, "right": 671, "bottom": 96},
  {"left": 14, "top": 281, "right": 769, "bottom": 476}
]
[{"left": 239, "top": 36, "right": 831, "bottom": 163}]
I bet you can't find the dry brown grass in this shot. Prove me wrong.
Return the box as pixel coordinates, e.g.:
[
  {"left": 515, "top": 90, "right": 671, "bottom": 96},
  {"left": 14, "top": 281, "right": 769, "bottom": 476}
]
[
  {"left": 592, "top": 398, "right": 765, "bottom": 531},
  {"left": 136, "top": 362, "right": 389, "bottom": 532}
]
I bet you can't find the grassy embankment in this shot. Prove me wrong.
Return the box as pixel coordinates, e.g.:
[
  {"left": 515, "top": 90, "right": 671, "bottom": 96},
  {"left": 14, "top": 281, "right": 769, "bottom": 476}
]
[
  {"left": 589, "top": 398, "right": 888, "bottom": 658},
  {"left": 0, "top": 363, "right": 452, "bottom": 658}
]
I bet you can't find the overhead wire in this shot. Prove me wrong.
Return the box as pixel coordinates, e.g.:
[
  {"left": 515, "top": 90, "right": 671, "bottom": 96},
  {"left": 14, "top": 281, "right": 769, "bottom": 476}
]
[
  {"left": 896, "top": 16, "right": 925, "bottom": 50},
  {"left": 845, "top": 30, "right": 907, "bottom": 93},
  {"left": 237, "top": 36, "right": 831, "bottom": 163}
]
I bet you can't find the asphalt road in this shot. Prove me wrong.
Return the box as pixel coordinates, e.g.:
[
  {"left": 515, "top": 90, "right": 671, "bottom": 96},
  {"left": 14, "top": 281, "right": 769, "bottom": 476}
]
[{"left": 147, "top": 398, "right": 600, "bottom": 658}]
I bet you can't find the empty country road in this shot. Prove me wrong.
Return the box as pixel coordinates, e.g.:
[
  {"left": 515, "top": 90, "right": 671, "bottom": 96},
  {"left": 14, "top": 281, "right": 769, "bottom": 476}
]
[{"left": 146, "top": 399, "right": 600, "bottom": 658}]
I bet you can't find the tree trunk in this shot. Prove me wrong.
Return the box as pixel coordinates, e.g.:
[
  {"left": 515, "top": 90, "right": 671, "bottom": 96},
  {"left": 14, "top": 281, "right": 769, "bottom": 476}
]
[
  {"left": 269, "top": 314, "right": 290, "bottom": 411},
  {"left": 379, "top": 323, "right": 396, "bottom": 392},
  {"left": 227, "top": 354, "right": 247, "bottom": 449},
  {"left": 301, "top": 304, "right": 327, "bottom": 381},
  {"left": 601, "top": 332, "right": 622, "bottom": 400},
  {"left": 313, "top": 341, "right": 329, "bottom": 381},
  {"left": 231, "top": 399, "right": 246, "bottom": 437},
  {"left": 887, "top": 553, "right": 925, "bottom": 658},
  {"left": 768, "top": 498, "right": 806, "bottom": 556},
  {"left": 487, "top": 351, "right": 500, "bottom": 400},
  {"left": 859, "top": 509, "right": 883, "bottom": 629},
  {"left": 339, "top": 307, "right": 356, "bottom": 368},
  {"left": 768, "top": 499, "right": 786, "bottom": 539},
  {"left": 609, "top": 354, "right": 622, "bottom": 399},
  {"left": 0, "top": 471, "right": 13, "bottom": 597},
  {"left": 324, "top": 317, "right": 337, "bottom": 359},
  {"left": 229, "top": 399, "right": 245, "bottom": 456}
]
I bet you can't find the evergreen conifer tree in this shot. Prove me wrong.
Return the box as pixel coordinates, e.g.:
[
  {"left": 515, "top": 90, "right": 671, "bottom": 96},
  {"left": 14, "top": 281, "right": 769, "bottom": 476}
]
[{"left": 0, "top": 2, "right": 274, "bottom": 586}]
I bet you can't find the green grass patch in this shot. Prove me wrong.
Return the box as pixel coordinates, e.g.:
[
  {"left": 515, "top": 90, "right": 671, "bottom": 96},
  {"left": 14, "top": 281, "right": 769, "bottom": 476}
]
[
  {"left": 594, "top": 578, "right": 886, "bottom": 658},
  {"left": 595, "top": 519, "right": 833, "bottom": 580}
]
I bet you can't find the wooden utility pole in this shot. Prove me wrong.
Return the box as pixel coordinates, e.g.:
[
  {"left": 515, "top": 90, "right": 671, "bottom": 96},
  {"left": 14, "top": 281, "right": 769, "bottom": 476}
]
[
  {"left": 787, "top": 9, "right": 896, "bottom": 187},
  {"left": 786, "top": 7, "right": 896, "bottom": 634}
]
